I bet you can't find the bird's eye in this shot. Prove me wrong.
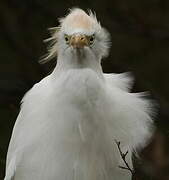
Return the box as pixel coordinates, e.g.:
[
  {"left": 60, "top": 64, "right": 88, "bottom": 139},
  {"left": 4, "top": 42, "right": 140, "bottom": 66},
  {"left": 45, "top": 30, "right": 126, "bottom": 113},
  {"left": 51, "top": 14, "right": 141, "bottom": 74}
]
[
  {"left": 64, "top": 35, "right": 69, "bottom": 44},
  {"left": 89, "top": 35, "right": 95, "bottom": 45}
]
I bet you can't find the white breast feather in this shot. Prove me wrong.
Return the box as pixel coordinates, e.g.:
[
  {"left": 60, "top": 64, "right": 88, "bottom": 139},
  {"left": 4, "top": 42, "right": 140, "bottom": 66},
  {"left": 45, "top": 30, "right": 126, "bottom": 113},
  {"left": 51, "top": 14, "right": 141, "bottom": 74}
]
[{"left": 5, "top": 69, "right": 154, "bottom": 180}]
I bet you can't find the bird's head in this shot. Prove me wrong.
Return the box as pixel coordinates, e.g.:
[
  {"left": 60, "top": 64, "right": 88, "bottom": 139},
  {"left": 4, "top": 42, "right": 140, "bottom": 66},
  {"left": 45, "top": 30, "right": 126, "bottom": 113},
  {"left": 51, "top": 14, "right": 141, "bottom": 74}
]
[{"left": 43, "top": 8, "right": 110, "bottom": 71}]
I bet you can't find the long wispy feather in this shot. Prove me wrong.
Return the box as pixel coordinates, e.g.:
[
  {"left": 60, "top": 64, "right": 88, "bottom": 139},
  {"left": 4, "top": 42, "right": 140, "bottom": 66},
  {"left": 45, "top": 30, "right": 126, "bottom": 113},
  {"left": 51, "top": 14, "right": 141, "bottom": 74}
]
[{"left": 39, "top": 26, "right": 60, "bottom": 64}]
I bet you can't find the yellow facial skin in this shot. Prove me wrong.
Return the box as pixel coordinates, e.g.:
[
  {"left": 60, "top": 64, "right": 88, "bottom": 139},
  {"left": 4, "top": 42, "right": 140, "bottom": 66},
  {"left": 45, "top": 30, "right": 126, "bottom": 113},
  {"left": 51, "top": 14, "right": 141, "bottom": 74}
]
[{"left": 64, "top": 34, "right": 95, "bottom": 48}]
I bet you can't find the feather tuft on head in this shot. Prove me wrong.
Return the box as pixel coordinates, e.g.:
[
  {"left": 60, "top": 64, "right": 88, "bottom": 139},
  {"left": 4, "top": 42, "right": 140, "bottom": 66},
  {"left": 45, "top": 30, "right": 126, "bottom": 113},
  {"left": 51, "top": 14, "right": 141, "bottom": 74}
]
[{"left": 40, "top": 8, "right": 110, "bottom": 64}]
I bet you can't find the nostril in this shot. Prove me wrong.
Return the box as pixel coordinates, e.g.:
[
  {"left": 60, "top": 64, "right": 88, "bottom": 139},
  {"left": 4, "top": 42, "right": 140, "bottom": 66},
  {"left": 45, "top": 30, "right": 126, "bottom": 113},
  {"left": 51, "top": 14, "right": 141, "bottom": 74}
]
[{"left": 81, "top": 37, "right": 84, "bottom": 40}]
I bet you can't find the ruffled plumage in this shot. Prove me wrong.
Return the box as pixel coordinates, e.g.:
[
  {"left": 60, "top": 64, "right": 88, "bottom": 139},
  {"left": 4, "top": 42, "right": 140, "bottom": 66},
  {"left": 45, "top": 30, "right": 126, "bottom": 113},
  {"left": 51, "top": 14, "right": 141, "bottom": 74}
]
[{"left": 5, "top": 8, "right": 155, "bottom": 180}]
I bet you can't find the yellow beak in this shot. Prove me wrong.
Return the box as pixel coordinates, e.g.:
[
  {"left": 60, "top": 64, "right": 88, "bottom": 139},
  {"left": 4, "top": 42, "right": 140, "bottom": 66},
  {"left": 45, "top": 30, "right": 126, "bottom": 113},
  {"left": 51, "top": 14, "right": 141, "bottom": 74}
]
[{"left": 70, "top": 35, "right": 89, "bottom": 48}]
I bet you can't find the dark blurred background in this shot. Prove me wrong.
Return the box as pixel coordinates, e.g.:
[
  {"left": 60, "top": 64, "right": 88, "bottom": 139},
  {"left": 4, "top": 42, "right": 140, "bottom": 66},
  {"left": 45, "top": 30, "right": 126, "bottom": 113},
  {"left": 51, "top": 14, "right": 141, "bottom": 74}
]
[{"left": 0, "top": 0, "right": 169, "bottom": 179}]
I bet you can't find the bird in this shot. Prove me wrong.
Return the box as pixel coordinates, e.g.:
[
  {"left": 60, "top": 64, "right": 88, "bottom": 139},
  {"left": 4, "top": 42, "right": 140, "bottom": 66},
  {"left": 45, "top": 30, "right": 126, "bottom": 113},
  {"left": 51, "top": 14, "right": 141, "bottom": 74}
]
[{"left": 4, "top": 8, "right": 155, "bottom": 180}]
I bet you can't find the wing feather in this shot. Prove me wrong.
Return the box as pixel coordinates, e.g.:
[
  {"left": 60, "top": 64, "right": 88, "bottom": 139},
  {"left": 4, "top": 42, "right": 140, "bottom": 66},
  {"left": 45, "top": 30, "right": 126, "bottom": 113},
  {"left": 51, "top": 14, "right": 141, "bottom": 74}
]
[{"left": 104, "top": 72, "right": 134, "bottom": 92}]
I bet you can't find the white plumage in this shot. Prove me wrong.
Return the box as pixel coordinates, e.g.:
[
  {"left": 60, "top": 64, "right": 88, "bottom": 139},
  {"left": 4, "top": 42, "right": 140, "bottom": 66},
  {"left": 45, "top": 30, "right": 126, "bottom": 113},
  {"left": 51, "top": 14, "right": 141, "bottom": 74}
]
[{"left": 5, "top": 8, "right": 154, "bottom": 180}]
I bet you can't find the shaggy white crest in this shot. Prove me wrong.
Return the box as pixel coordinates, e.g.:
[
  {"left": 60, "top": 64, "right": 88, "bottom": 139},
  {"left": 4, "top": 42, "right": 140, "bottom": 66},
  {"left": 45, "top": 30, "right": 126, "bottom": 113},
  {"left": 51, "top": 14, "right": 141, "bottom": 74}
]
[
  {"left": 42, "top": 8, "right": 110, "bottom": 63},
  {"left": 5, "top": 8, "right": 155, "bottom": 180}
]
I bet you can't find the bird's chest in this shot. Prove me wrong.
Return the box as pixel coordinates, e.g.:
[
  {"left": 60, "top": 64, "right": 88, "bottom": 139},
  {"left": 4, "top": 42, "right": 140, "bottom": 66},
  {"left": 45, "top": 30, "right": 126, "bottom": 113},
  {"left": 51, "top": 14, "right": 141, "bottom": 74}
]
[
  {"left": 45, "top": 69, "right": 107, "bottom": 141},
  {"left": 54, "top": 69, "right": 104, "bottom": 108}
]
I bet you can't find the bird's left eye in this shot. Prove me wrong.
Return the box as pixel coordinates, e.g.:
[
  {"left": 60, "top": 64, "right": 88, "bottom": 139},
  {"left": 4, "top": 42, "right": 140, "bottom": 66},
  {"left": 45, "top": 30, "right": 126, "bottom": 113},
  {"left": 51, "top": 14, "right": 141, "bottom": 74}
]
[{"left": 89, "top": 35, "right": 95, "bottom": 45}]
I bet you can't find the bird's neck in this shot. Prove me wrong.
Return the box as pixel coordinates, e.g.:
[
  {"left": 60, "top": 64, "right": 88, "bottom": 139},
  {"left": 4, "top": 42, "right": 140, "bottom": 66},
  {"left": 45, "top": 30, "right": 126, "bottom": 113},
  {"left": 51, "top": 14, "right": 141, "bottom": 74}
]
[{"left": 53, "top": 53, "right": 104, "bottom": 79}]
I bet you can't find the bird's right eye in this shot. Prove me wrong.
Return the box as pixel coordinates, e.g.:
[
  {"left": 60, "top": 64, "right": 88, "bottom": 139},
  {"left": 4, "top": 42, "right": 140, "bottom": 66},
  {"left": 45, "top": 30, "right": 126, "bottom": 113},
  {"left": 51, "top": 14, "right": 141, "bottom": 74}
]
[{"left": 64, "top": 35, "right": 69, "bottom": 44}]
